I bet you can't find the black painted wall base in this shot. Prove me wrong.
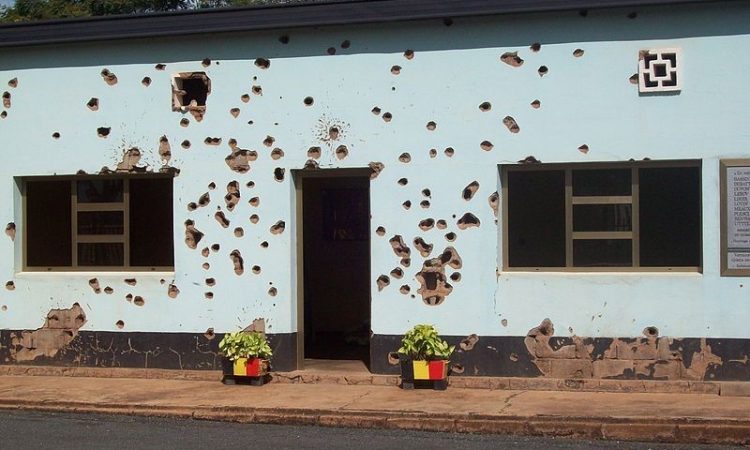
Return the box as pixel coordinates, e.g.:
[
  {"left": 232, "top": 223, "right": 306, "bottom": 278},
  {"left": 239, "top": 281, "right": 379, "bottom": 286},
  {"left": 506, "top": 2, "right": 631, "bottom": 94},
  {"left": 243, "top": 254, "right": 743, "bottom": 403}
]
[{"left": 0, "top": 330, "right": 297, "bottom": 372}]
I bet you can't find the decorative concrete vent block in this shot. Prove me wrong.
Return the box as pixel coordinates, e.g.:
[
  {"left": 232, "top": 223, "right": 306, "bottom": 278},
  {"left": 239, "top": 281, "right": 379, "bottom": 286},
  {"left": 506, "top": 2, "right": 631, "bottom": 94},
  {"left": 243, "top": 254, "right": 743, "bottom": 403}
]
[{"left": 638, "top": 48, "right": 681, "bottom": 93}]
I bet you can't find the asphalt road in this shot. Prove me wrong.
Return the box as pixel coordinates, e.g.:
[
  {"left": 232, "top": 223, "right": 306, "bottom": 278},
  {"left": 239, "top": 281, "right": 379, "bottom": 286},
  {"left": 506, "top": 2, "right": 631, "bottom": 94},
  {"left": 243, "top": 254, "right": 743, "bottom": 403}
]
[{"left": 0, "top": 410, "right": 744, "bottom": 450}]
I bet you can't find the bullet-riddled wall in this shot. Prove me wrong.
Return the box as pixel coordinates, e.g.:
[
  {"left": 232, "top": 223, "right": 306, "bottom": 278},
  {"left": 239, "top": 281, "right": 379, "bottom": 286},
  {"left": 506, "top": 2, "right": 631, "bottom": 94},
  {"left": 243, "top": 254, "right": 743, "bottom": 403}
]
[{"left": 1, "top": 1, "right": 750, "bottom": 380}]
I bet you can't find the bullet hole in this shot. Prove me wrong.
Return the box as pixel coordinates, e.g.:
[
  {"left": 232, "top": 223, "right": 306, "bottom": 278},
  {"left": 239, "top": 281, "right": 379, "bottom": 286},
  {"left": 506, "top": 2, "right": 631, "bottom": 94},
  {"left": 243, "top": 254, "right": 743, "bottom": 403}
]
[
  {"left": 390, "top": 267, "right": 404, "bottom": 279},
  {"left": 199, "top": 58, "right": 211, "bottom": 67},
  {"left": 274, "top": 168, "right": 285, "bottom": 182},
  {"left": 415, "top": 247, "right": 462, "bottom": 306},
  {"left": 501, "top": 318, "right": 508, "bottom": 327},
  {"left": 531, "top": 99, "right": 541, "bottom": 109},
  {"left": 426, "top": 121, "right": 436, "bottom": 131},
  {"left": 1, "top": 306, "right": 5, "bottom": 311},
  {"left": 578, "top": 144, "right": 590, "bottom": 154},
  {"left": 100, "top": 68, "right": 118, "bottom": 85},
  {"left": 519, "top": 155, "right": 541, "bottom": 164},
  {"left": 211, "top": 243, "right": 220, "bottom": 252},
  {"left": 307, "top": 146, "right": 322, "bottom": 159},
  {"left": 401, "top": 258, "right": 411, "bottom": 267},
  {"left": 202, "top": 262, "right": 210, "bottom": 270},
  {"left": 643, "top": 326, "right": 659, "bottom": 337},
  {"left": 376, "top": 226, "right": 386, "bottom": 236},
  {"left": 249, "top": 265, "right": 261, "bottom": 275},
  {"left": 201, "top": 247, "right": 210, "bottom": 257},
  {"left": 245, "top": 181, "right": 254, "bottom": 189},
  {"left": 224, "top": 181, "right": 240, "bottom": 211},
  {"left": 254, "top": 57, "right": 270, "bottom": 69},
  {"left": 204, "top": 137, "right": 221, "bottom": 146},
  {"left": 116, "top": 320, "right": 125, "bottom": 329},
  {"left": 340, "top": 39, "right": 351, "bottom": 49},
  {"left": 463, "top": 181, "right": 480, "bottom": 200},
  {"left": 0, "top": 112, "right": 6, "bottom": 119},
  {"left": 450, "top": 272, "right": 462, "bottom": 282},
  {"left": 225, "top": 147, "right": 256, "bottom": 173},
  {"left": 420, "top": 200, "right": 430, "bottom": 209},
  {"left": 5, "top": 281, "right": 14, "bottom": 290},
  {"left": 402, "top": 200, "right": 411, "bottom": 210},
  {"left": 530, "top": 42, "right": 541, "bottom": 52},
  {"left": 229, "top": 249, "right": 244, "bottom": 275},
  {"left": 391, "top": 65, "right": 401, "bottom": 75},
  {"left": 422, "top": 189, "right": 431, "bottom": 198},
  {"left": 429, "top": 149, "right": 437, "bottom": 158},
  {"left": 573, "top": 49, "right": 585, "bottom": 57},
  {"left": 197, "top": 192, "right": 210, "bottom": 208},
  {"left": 181, "top": 140, "right": 191, "bottom": 149},
  {"left": 419, "top": 218, "right": 435, "bottom": 231},
  {"left": 404, "top": 49, "right": 414, "bottom": 60},
  {"left": 0, "top": 93, "right": 6, "bottom": 108},
  {"left": 155, "top": 64, "right": 166, "bottom": 70},
  {"left": 5, "top": 223, "right": 15, "bottom": 241},
  {"left": 279, "top": 35, "right": 290, "bottom": 44},
  {"left": 228, "top": 107, "right": 241, "bottom": 118},
  {"left": 250, "top": 214, "right": 260, "bottom": 224},
  {"left": 629, "top": 74, "right": 639, "bottom": 85},
  {"left": 252, "top": 85, "right": 263, "bottom": 95},
  {"left": 184, "top": 220, "right": 204, "bottom": 249},
  {"left": 7, "top": 78, "right": 17, "bottom": 88},
  {"left": 445, "top": 232, "right": 456, "bottom": 241},
  {"left": 335, "top": 145, "right": 349, "bottom": 160},
  {"left": 457, "top": 213, "right": 480, "bottom": 229},
  {"left": 268, "top": 287, "right": 278, "bottom": 297},
  {"left": 97, "top": 127, "right": 111, "bottom": 138},
  {"left": 503, "top": 116, "right": 520, "bottom": 134},
  {"left": 270, "top": 220, "right": 286, "bottom": 234},
  {"left": 88, "top": 278, "right": 101, "bottom": 294},
  {"left": 160, "top": 279, "right": 166, "bottom": 285},
  {"left": 202, "top": 328, "right": 215, "bottom": 340},
  {"left": 263, "top": 135, "right": 275, "bottom": 147},
  {"left": 249, "top": 197, "right": 260, "bottom": 207},
  {"left": 205, "top": 278, "right": 216, "bottom": 287},
  {"left": 126, "top": 294, "right": 133, "bottom": 302},
  {"left": 260, "top": 241, "right": 269, "bottom": 248},
  {"left": 441, "top": 147, "right": 454, "bottom": 158},
  {"left": 327, "top": 47, "right": 336, "bottom": 55},
  {"left": 400, "top": 285, "right": 411, "bottom": 295},
  {"left": 500, "top": 52, "right": 524, "bottom": 67},
  {"left": 434, "top": 219, "right": 446, "bottom": 230},
  {"left": 86, "top": 97, "right": 99, "bottom": 111},
  {"left": 627, "top": 11, "right": 638, "bottom": 19},
  {"left": 167, "top": 284, "right": 180, "bottom": 298},
  {"left": 579, "top": 9, "right": 588, "bottom": 17},
  {"left": 382, "top": 112, "right": 392, "bottom": 122},
  {"left": 302, "top": 96, "right": 315, "bottom": 107},
  {"left": 538, "top": 66, "right": 549, "bottom": 77},
  {"left": 480, "top": 141, "right": 493, "bottom": 151},
  {"left": 133, "top": 296, "right": 145, "bottom": 307},
  {"left": 399, "top": 153, "right": 411, "bottom": 163},
  {"left": 443, "top": 17, "right": 453, "bottom": 26},
  {"left": 398, "top": 178, "right": 408, "bottom": 186},
  {"left": 327, "top": 126, "right": 340, "bottom": 141},
  {"left": 158, "top": 135, "right": 172, "bottom": 165},
  {"left": 142, "top": 77, "right": 152, "bottom": 86},
  {"left": 214, "top": 211, "right": 230, "bottom": 228},
  {"left": 232, "top": 227, "right": 244, "bottom": 238},
  {"left": 488, "top": 192, "right": 499, "bottom": 217},
  {"left": 376, "top": 275, "right": 390, "bottom": 291},
  {"left": 414, "top": 237, "right": 433, "bottom": 257},
  {"left": 205, "top": 292, "right": 214, "bottom": 300},
  {"left": 389, "top": 235, "right": 411, "bottom": 258},
  {"left": 478, "top": 101, "right": 492, "bottom": 112}
]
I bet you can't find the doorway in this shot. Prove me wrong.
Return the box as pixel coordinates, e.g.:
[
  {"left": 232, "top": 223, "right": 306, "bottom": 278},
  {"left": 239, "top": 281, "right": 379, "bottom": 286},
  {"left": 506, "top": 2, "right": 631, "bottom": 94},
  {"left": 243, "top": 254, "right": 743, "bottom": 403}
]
[{"left": 299, "top": 170, "right": 371, "bottom": 366}]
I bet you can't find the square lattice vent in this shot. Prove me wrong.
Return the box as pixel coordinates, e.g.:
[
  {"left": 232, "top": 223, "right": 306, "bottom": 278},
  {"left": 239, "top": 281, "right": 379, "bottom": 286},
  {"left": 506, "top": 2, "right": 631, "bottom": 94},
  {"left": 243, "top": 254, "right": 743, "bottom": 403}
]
[{"left": 638, "top": 48, "right": 681, "bottom": 93}]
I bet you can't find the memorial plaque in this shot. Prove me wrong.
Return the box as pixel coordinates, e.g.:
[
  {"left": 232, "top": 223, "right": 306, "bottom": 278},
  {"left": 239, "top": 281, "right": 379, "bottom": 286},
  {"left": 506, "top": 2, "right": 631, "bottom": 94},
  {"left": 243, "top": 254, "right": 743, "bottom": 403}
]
[{"left": 722, "top": 161, "right": 750, "bottom": 275}]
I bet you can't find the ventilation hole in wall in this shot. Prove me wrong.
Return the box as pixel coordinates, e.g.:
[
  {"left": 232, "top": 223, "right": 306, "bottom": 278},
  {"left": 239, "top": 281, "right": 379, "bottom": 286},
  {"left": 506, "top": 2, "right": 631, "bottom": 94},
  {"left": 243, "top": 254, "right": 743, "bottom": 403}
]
[
  {"left": 376, "top": 275, "right": 390, "bottom": 291},
  {"left": 573, "top": 49, "right": 585, "bottom": 57},
  {"left": 578, "top": 144, "right": 590, "bottom": 154},
  {"left": 230, "top": 250, "right": 244, "bottom": 275},
  {"left": 254, "top": 58, "right": 270, "bottom": 69},
  {"left": 205, "top": 278, "right": 216, "bottom": 287},
  {"left": 97, "top": 127, "right": 111, "bottom": 138},
  {"left": 445, "top": 232, "right": 456, "bottom": 241},
  {"left": 270, "top": 220, "right": 286, "bottom": 234},
  {"left": 307, "top": 146, "right": 321, "bottom": 159},
  {"left": 531, "top": 99, "right": 541, "bottom": 109},
  {"left": 303, "top": 96, "right": 314, "bottom": 106},
  {"left": 400, "top": 285, "right": 411, "bottom": 294},
  {"left": 260, "top": 241, "right": 269, "bottom": 248},
  {"left": 86, "top": 97, "right": 99, "bottom": 111},
  {"left": 420, "top": 200, "right": 430, "bottom": 209},
  {"left": 211, "top": 243, "right": 220, "bottom": 252},
  {"left": 52, "top": 132, "right": 60, "bottom": 139},
  {"left": 201, "top": 58, "right": 211, "bottom": 67},
  {"left": 457, "top": 212, "right": 480, "bottom": 229},
  {"left": 371, "top": 106, "right": 381, "bottom": 115},
  {"left": 422, "top": 189, "right": 431, "bottom": 197},
  {"left": 480, "top": 141, "right": 493, "bottom": 151},
  {"left": 419, "top": 218, "right": 435, "bottom": 231},
  {"left": 538, "top": 66, "right": 549, "bottom": 77},
  {"left": 274, "top": 168, "right": 285, "bottom": 182},
  {"left": 100, "top": 68, "right": 118, "bottom": 85},
  {"left": 252, "top": 85, "right": 263, "bottom": 95},
  {"left": 382, "top": 112, "right": 392, "bottom": 122},
  {"left": 503, "top": 116, "right": 520, "bottom": 133},
  {"left": 133, "top": 296, "right": 145, "bottom": 307},
  {"left": 341, "top": 40, "right": 351, "bottom": 49},
  {"left": 271, "top": 148, "right": 284, "bottom": 160},
  {"left": 426, "top": 121, "right": 436, "bottom": 131},
  {"left": 402, "top": 200, "right": 412, "bottom": 210},
  {"left": 202, "top": 262, "right": 210, "bottom": 270},
  {"left": 252, "top": 265, "right": 261, "bottom": 274},
  {"left": 413, "top": 237, "right": 433, "bottom": 257},
  {"left": 530, "top": 42, "right": 541, "bottom": 52},
  {"left": 205, "top": 292, "right": 214, "bottom": 300},
  {"left": 390, "top": 267, "right": 404, "bottom": 279},
  {"left": 268, "top": 287, "right": 278, "bottom": 297},
  {"left": 463, "top": 181, "right": 480, "bottom": 200},
  {"left": 155, "top": 64, "right": 166, "bottom": 70},
  {"left": 116, "top": 320, "right": 125, "bottom": 329},
  {"left": 398, "top": 178, "right": 408, "bottom": 186},
  {"left": 450, "top": 272, "right": 462, "bottom": 282},
  {"left": 404, "top": 49, "right": 414, "bottom": 60},
  {"left": 399, "top": 153, "right": 411, "bottom": 163},
  {"left": 279, "top": 35, "right": 290, "bottom": 44},
  {"left": 250, "top": 214, "right": 260, "bottom": 224},
  {"left": 500, "top": 52, "right": 524, "bottom": 67}
]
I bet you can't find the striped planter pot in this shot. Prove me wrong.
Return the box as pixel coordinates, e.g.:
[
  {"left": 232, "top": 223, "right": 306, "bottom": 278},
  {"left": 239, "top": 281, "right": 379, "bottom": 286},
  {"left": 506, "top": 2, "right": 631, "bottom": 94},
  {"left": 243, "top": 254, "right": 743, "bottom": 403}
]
[
  {"left": 221, "top": 357, "right": 269, "bottom": 385},
  {"left": 399, "top": 357, "right": 449, "bottom": 389}
]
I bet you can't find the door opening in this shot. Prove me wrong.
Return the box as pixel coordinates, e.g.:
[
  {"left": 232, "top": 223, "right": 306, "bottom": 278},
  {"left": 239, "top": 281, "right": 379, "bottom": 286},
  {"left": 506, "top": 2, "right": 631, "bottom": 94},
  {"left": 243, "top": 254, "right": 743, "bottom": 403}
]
[{"left": 301, "top": 172, "right": 371, "bottom": 367}]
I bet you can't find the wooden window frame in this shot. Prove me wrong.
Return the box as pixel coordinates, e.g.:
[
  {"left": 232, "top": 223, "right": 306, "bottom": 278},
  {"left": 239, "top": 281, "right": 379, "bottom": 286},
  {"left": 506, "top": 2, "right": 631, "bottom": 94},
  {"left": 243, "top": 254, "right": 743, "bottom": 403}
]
[
  {"left": 23, "top": 174, "right": 174, "bottom": 272},
  {"left": 720, "top": 159, "right": 750, "bottom": 276},
  {"left": 501, "top": 160, "right": 702, "bottom": 273}
]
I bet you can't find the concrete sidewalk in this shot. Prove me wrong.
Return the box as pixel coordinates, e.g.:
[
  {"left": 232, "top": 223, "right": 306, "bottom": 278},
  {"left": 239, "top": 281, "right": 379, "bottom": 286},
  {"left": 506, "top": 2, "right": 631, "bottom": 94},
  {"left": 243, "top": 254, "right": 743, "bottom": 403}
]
[{"left": 1, "top": 373, "right": 750, "bottom": 445}]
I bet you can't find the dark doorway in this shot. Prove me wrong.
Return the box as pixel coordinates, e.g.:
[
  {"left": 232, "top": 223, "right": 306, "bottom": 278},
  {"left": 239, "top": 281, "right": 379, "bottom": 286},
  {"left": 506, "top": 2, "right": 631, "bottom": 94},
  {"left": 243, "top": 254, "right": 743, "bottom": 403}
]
[{"left": 302, "top": 174, "right": 371, "bottom": 365}]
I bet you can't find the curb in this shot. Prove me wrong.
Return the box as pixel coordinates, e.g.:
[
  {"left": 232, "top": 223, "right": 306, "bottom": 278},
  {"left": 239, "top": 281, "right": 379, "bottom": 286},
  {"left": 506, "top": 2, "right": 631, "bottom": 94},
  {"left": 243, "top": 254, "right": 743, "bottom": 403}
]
[
  {"left": 0, "top": 399, "right": 749, "bottom": 445},
  {"left": 1, "top": 365, "right": 742, "bottom": 396}
]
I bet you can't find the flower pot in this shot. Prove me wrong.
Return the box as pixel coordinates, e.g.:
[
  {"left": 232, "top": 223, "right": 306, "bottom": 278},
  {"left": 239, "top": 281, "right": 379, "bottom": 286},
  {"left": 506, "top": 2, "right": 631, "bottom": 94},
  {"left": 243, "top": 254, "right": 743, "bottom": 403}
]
[
  {"left": 221, "top": 357, "right": 269, "bottom": 385},
  {"left": 399, "top": 356, "right": 449, "bottom": 390}
]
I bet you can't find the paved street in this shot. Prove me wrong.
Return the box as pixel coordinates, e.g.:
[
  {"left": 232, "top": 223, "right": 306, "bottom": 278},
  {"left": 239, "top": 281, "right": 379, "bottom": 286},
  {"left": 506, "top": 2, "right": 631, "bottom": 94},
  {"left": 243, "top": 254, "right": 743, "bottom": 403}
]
[{"left": 0, "top": 410, "right": 744, "bottom": 450}]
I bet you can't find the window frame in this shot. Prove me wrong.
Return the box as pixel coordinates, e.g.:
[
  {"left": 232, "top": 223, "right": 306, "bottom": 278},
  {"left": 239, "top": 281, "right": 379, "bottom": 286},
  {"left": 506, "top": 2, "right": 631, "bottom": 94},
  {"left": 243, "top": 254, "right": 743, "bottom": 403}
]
[
  {"left": 501, "top": 159, "right": 702, "bottom": 273},
  {"left": 22, "top": 174, "right": 175, "bottom": 272}
]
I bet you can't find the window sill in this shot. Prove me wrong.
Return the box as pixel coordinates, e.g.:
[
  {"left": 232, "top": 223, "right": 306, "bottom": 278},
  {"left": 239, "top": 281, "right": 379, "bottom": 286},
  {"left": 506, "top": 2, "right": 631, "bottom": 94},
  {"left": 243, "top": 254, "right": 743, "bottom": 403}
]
[
  {"left": 15, "top": 270, "right": 175, "bottom": 278},
  {"left": 499, "top": 269, "right": 702, "bottom": 277}
]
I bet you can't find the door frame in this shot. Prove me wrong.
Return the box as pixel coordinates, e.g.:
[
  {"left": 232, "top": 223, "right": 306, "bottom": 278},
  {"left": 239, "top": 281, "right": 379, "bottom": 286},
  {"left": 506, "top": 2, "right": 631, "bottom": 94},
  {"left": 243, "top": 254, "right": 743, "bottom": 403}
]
[{"left": 292, "top": 167, "right": 373, "bottom": 369}]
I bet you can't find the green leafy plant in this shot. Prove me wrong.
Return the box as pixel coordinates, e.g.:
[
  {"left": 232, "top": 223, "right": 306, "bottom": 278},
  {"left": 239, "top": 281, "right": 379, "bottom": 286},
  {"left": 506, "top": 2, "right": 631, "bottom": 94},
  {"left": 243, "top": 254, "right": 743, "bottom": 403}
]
[
  {"left": 219, "top": 331, "right": 273, "bottom": 361},
  {"left": 397, "top": 324, "right": 454, "bottom": 360}
]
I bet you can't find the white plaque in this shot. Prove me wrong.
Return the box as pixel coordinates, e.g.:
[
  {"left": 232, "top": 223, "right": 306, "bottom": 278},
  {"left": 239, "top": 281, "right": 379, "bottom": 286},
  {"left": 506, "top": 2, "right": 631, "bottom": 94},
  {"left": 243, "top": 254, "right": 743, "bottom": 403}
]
[{"left": 727, "top": 167, "right": 750, "bottom": 269}]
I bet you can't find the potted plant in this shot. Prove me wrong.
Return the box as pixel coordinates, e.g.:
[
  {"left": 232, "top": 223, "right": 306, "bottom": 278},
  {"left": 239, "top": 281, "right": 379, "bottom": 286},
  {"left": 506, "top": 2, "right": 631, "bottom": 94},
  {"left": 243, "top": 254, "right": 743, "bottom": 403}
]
[
  {"left": 218, "top": 331, "right": 273, "bottom": 385},
  {"left": 397, "top": 324, "right": 455, "bottom": 390}
]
